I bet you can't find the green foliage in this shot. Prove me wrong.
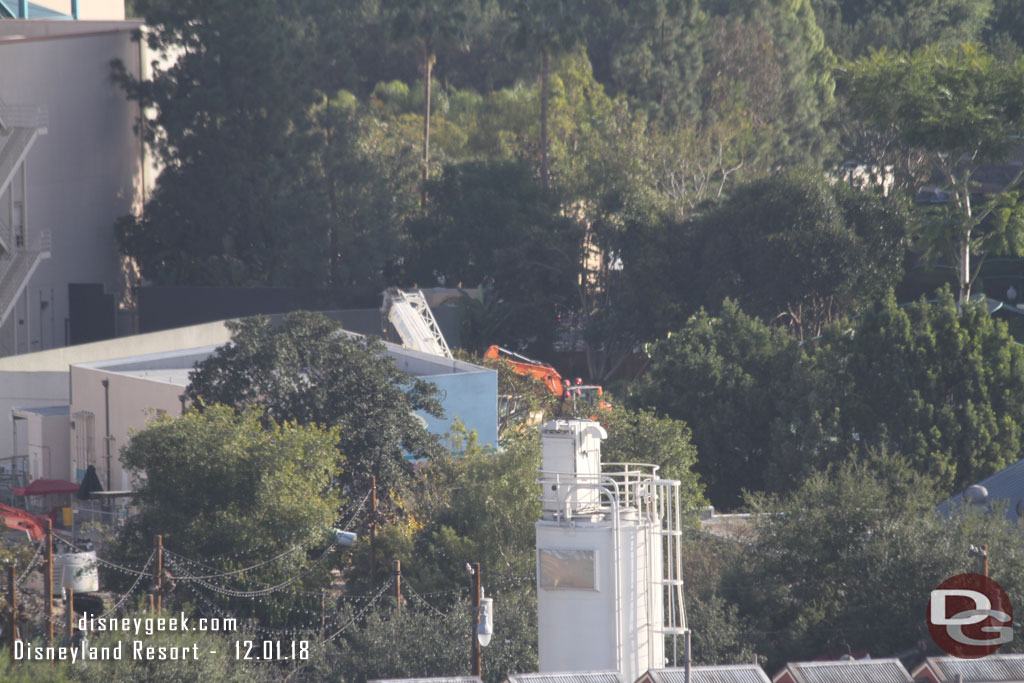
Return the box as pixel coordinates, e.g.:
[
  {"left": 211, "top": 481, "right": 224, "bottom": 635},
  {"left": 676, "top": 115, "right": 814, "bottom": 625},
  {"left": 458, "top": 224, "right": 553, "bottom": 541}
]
[
  {"left": 585, "top": 0, "right": 704, "bottom": 125},
  {"left": 634, "top": 290, "right": 1024, "bottom": 506},
  {"left": 596, "top": 406, "right": 706, "bottom": 509},
  {"left": 114, "top": 404, "right": 340, "bottom": 621},
  {"left": 324, "top": 587, "right": 536, "bottom": 683},
  {"left": 701, "top": 0, "right": 837, "bottom": 167},
  {"left": 186, "top": 312, "right": 445, "bottom": 499},
  {"left": 631, "top": 301, "right": 801, "bottom": 507},
  {"left": 305, "top": 90, "right": 420, "bottom": 295},
  {"left": 677, "top": 172, "right": 909, "bottom": 339},
  {"left": 113, "top": 0, "right": 328, "bottom": 288},
  {"left": 843, "top": 43, "right": 1024, "bottom": 302},
  {"left": 729, "top": 461, "right": 1024, "bottom": 669},
  {"left": 348, "top": 428, "right": 542, "bottom": 593},
  {"left": 815, "top": 0, "right": 993, "bottom": 59},
  {"left": 405, "top": 162, "right": 581, "bottom": 355}
]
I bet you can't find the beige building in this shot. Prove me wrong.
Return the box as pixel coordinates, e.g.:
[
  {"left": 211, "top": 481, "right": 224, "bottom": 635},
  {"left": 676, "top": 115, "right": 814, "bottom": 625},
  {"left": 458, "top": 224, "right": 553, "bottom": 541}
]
[{"left": 0, "top": 7, "right": 148, "bottom": 356}]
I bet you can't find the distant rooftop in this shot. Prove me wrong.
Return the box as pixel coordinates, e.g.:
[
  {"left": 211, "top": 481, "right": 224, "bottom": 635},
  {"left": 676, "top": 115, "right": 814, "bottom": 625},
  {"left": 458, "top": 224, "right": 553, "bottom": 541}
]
[
  {"left": 912, "top": 654, "right": 1024, "bottom": 682},
  {"left": 645, "top": 664, "right": 771, "bottom": 683},
  {"left": 504, "top": 673, "right": 624, "bottom": 683},
  {"left": 936, "top": 457, "right": 1024, "bottom": 525}
]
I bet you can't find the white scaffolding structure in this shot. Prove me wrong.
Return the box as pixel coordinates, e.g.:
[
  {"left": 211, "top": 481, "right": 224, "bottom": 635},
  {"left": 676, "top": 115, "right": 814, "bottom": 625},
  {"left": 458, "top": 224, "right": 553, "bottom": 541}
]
[{"left": 381, "top": 287, "right": 453, "bottom": 359}]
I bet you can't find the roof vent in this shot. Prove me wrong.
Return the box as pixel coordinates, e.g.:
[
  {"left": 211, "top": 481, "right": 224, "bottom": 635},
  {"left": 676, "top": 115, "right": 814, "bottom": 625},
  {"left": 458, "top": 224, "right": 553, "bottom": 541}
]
[{"left": 964, "top": 484, "right": 988, "bottom": 505}]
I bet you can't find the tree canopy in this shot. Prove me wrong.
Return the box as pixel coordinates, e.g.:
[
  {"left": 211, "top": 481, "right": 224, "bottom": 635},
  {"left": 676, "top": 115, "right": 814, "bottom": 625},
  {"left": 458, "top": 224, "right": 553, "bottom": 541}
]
[{"left": 186, "top": 311, "right": 444, "bottom": 498}]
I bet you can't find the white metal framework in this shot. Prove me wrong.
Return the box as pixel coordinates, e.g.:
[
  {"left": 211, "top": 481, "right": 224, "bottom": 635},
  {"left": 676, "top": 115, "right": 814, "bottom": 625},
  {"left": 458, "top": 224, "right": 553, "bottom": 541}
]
[
  {"left": 381, "top": 287, "right": 453, "bottom": 359},
  {"left": 536, "top": 461, "right": 688, "bottom": 670}
]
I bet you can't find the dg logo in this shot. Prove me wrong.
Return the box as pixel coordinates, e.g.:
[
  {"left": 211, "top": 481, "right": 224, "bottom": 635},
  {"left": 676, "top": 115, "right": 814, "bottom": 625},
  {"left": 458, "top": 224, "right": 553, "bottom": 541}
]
[{"left": 928, "top": 573, "right": 1014, "bottom": 659}]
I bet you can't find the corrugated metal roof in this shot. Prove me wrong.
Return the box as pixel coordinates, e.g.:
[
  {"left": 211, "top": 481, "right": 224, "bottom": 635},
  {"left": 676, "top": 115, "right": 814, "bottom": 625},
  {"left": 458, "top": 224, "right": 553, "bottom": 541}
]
[
  {"left": 370, "top": 678, "right": 482, "bottom": 683},
  {"left": 778, "top": 659, "right": 912, "bottom": 683},
  {"left": 647, "top": 664, "right": 772, "bottom": 683},
  {"left": 505, "top": 672, "right": 624, "bottom": 683},
  {"left": 936, "top": 457, "right": 1024, "bottom": 525},
  {"left": 921, "top": 654, "right": 1024, "bottom": 682}
]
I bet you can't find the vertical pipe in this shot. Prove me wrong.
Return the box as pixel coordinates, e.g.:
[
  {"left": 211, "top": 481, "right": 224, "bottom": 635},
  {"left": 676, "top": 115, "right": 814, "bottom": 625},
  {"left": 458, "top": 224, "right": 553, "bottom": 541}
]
[
  {"left": 101, "top": 379, "right": 111, "bottom": 490},
  {"left": 8, "top": 565, "right": 16, "bottom": 665},
  {"left": 471, "top": 562, "right": 482, "bottom": 676},
  {"left": 17, "top": 0, "right": 27, "bottom": 18},
  {"left": 684, "top": 630, "right": 691, "bottom": 683},
  {"left": 71, "top": 0, "right": 79, "bottom": 19},
  {"left": 66, "top": 587, "right": 74, "bottom": 645},
  {"left": 369, "top": 476, "right": 377, "bottom": 576},
  {"left": 155, "top": 535, "right": 162, "bottom": 614},
  {"left": 393, "top": 560, "right": 402, "bottom": 615},
  {"left": 45, "top": 518, "right": 53, "bottom": 644},
  {"left": 984, "top": 545, "right": 989, "bottom": 578}
]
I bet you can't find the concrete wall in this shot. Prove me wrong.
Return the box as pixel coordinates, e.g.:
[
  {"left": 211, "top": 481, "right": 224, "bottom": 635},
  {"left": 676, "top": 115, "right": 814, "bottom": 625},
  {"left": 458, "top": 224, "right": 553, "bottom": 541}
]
[
  {"left": 0, "top": 21, "right": 146, "bottom": 353},
  {"left": 0, "top": 370, "right": 68, "bottom": 460},
  {"left": 69, "top": 364, "right": 187, "bottom": 490}
]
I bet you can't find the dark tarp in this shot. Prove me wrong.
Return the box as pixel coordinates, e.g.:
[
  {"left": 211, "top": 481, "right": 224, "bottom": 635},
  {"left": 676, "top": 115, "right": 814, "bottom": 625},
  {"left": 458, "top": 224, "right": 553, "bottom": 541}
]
[{"left": 77, "top": 465, "right": 103, "bottom": 500}]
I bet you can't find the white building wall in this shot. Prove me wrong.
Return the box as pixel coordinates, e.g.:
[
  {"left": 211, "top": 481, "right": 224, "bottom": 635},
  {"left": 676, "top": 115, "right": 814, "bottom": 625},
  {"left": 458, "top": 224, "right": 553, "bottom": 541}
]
[
  {"left": 29, "top": 0, "right": 127, "bottom": 20},
  {"left": 0, "top": 370, "right": 68, "bottom": 460},
  {"left": 69, "top": 365, "right": 186, "bottom": 490},
  {"left": 0, "top": 21, "right": 146, "bottom": 353}
]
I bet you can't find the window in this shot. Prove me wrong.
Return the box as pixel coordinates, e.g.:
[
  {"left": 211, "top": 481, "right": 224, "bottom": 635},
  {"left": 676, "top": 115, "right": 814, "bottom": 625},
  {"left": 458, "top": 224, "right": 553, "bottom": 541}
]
[{"left": 538, "top": 549, "right": 597, "bottom": 589}]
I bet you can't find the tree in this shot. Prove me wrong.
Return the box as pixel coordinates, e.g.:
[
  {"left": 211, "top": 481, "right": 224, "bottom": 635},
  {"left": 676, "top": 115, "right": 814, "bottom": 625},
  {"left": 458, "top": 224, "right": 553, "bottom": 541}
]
[
  {"left": 699, "top": 0, "right": 837, "bottom": 167},
  {"left": 584, "top": 0, "right": 704, "bottom": 126},
  {"left": 323, "top": 587, "right": 537, "bottom": 683},
  {"left": 633, "top": 290, "right": 1024, "bottom": 506},
  {"left": 113, "top": 404, "right": 341, "bottom": 622},
  {"left": 306, "top": 90, "right": 419, "bottom": 295},
  {"left": 509, "top": 0, "right": 586, "bottom": 188},
  {"left": 596, "top": 406, "right": 706, "bottom": 509},
  {"left": 112, "top": 0, "right": 329, "bottom": 288},
  {"left": 844, "top": 43, "right": 1024, "bottom": 303},
  {"left": 777, "top": 290, "right": 1024, "bottom": 492},
  {"left": 730, "top": 461, "right": 1024, "bottom": 670},
  {"left": 405, "top": 161, "right": 581, "bottom": 355},
  {"left": 814, "top": 0, "right": 993, "bottom": 59},
  {"left": 630, "top": 301, "right": 801, "bottom": 508},
  {"left": 389, "top": 0, "right": 467, "bottom": 201},
  {"left": 684, "top": 171, "right": 909, "bottom": 339},
  {"left": 186, "top": 312, "right": 445, "bottom": 499}
]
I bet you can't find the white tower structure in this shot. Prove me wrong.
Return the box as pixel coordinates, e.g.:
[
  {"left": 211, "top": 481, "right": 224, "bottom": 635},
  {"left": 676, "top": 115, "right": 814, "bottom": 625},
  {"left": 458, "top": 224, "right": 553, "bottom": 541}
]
[{"left": 535, "top": 420, "right": 687, "bottom": 682}]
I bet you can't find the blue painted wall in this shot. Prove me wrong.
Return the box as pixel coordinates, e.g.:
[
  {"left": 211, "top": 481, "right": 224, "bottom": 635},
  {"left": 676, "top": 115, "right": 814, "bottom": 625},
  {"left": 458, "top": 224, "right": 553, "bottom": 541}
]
[{"left": 416, "top": 368, "right": 498, "bottom": 452}]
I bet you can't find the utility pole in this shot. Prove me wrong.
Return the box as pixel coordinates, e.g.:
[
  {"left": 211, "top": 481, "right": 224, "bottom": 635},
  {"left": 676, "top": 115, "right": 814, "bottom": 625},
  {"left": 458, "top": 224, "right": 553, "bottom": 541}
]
[
  {"left": 393, "top": 560, "right": 402, "bottom": 615},
  {"left": 154, "top": 535, "right": 163, "bottom": 614},
  {"left": 984, "top": 544, "right": 989, "bottom": 578},
  {"left": 66, "top": 586, "right": 74, "bottom": 646},
  {"left": 8, "top": 565, "right": 16, "bottom": 666},
  {"left": 45, "top": 518, "right": 53, "bottom": 645},
  {"left": 369, "top": 476, "right": 377, "bottom": 576},
  {"left": 321, "top": 588, "right": 326, "bottom": 641},
  {"left": 471, "top": 562, "right": 481, "bottom": 677}
]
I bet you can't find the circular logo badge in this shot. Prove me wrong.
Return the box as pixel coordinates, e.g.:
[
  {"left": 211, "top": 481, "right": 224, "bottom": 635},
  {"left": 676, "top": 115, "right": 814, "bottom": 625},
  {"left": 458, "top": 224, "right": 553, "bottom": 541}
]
[{"left": 928, "top": 573, "right": 1014, "bottom": 658}]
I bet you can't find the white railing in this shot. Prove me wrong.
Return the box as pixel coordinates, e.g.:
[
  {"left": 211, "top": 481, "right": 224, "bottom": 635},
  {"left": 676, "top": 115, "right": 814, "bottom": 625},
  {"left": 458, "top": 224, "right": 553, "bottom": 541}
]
[{"left": 0, "top": 104, "right": 48, "bottom": 130}]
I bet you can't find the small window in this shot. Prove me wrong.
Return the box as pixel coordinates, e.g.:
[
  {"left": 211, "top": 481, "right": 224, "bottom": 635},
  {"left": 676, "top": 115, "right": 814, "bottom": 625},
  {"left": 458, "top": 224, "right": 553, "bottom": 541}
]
[{"left": 539, "top": 549, "right": 597, "bottom": 590}]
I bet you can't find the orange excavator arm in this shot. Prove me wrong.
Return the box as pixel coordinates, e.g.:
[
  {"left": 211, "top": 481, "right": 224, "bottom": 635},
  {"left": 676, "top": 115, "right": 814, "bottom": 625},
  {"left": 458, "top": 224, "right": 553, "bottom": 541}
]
[
  {"left": 484, "top": 345, "right": 565, "bottom": 398},
  {"left": 0, "top": 502, "right": 46, "bottom": 542}
]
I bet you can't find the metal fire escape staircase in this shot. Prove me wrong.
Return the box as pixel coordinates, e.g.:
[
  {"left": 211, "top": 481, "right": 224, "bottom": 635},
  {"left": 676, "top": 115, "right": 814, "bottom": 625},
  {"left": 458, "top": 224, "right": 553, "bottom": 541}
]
[
  {"left": 0, "top": 101, "right": 50, "bottom": 332},
  {"left": 381, "top": 287, "right": 453, "bottom": 359}
]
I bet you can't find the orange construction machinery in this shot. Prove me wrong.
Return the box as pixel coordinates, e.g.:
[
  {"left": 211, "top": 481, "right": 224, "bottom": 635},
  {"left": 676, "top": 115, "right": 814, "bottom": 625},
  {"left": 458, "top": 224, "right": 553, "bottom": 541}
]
[
  {"left": 0, "top": 502, "right": 47, "bottom": 541},
  {"left": 484, "top": 345, "right": 566, "bottom": 398},
  {"left": 483, "top": 345, "right": 608, "bottom": 412}
]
